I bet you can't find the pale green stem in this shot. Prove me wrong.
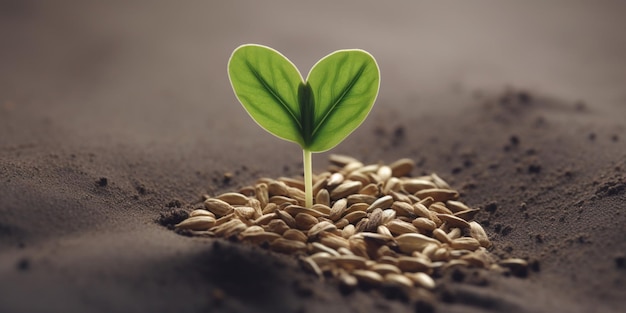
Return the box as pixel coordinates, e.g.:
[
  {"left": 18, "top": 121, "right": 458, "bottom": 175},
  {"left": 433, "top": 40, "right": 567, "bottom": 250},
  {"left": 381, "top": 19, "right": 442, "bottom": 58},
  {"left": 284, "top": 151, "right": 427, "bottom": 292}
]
[{"left": 303, "top": 149, "right": 313, "bottom": 208}]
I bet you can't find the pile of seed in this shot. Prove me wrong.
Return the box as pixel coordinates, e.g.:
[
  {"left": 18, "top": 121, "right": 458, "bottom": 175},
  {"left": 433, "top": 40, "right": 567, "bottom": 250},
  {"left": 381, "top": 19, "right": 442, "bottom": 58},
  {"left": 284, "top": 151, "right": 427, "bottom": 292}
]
[{"left": 175, "top": 155, "right": 527, "bottom": 295}]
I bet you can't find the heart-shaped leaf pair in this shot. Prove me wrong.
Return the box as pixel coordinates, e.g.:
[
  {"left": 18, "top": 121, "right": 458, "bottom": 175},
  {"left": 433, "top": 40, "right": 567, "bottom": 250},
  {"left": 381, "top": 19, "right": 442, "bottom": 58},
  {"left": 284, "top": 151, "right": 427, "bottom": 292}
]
[{"left": 227, "top": 44, "right": 380, "bottom": 152}]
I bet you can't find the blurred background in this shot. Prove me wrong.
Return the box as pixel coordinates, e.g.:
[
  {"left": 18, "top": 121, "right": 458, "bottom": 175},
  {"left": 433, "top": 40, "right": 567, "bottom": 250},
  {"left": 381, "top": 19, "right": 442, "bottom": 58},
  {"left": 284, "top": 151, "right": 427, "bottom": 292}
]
[{"left": 1, "top": 0, "right": 625, "bottom": 159}]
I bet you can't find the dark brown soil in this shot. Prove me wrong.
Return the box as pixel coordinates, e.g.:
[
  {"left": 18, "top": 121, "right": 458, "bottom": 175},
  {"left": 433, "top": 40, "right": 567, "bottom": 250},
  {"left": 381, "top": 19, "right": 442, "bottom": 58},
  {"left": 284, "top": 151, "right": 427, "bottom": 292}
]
[{"left": 1, "top": 1, "right": 625, "bottom": 313}]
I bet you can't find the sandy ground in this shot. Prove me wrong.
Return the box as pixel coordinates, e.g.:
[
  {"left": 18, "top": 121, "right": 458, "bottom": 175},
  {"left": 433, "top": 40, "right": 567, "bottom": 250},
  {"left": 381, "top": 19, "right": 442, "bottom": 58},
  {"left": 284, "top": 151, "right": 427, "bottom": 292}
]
[{"left": 1, "top": 1, "right": 625, "bottom": 312}]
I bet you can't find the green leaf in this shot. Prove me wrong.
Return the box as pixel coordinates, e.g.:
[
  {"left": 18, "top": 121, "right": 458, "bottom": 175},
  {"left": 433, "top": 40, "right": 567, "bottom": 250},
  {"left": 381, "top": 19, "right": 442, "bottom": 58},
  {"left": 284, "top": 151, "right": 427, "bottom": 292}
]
[
  {"left": 227, "top": 44, "right": 380, "bottom": 152},
  {"left": 227, "top": 44, "right": 305, "bottom": 146},
  {"left": 305, "top": 49, "right": 380, "bottom": 152}
]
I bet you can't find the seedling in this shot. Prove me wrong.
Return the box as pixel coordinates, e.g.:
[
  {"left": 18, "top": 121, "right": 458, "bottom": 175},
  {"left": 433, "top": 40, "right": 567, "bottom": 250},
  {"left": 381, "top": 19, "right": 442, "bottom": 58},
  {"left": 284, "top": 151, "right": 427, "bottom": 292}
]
[{"left": 228, "top": 44, "right": 380, "bottom": 207}]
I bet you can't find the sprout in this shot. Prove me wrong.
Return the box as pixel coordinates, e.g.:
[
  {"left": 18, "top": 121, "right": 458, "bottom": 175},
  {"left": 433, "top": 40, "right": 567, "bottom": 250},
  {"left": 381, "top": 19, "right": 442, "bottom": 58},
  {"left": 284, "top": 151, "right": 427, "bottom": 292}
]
[{"left": 228, "top": 44, "right": 380, "bottom": 207}]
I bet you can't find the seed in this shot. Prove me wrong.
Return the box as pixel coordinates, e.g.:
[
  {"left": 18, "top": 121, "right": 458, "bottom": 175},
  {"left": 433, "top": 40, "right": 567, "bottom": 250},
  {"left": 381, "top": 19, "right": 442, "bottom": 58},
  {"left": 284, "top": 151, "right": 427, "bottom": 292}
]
[
  {"left": 391, "top": 201, "right": 415, "bottom": 217},
  {"left": 381, "top": 209, "right": 397, "bottom": 224},
  {"left": 442, "top": 259, "right": 470, "bottom": 271},
  {"left": 239, "top": 231, "right": 281, "bottom": 244},
  {"left": 287, "top": 187, "right": 306, "bottom": 203},
  {"left": 270, "top": 238, "right": 307, "bottom": 253},
  {"left": 450, "top": 237, "right": 481, "bottom": 251},
  {"left": 405, "top": 272, "right": 435, "bottom": 289},
  {"left": 204, "top": 198, "right": 235, "bottom": 217},
  {"left": 469, "top": 221, "right": 491, "bottom": 248},
  {"left": 359, "top": 183, "right": 380, "bottom": 196},
  {"left": 354, "top": 164, "right": 379, "bottom": 175},
  {"left": 331, "top": 181, "right": 363, "bottom": 200},
  {"left": 358, "top": 232, "right": 394, "bottom": 244},
  {"left": 247, "top": 198, "right": 263, "bottom": 219},
  {"left": 215, "top": 213, "right": 235, "bottom": 226},
  {"left": 342, "top": 161, "right": 365, "bottom": 174},
  {"left": 413, "top": 217, "right": 436, "bottom": 231},
  {"left": 377, "top": 166, "right": 392, "bottom": 181},
  {"left": 310, "top": 242, "right": 340, "bottom": 256},
  {"left": 347, "top": 194, "right": 377, "bottom": 205},
  {"left": 389, "top": 158, "right": 415, "bottom": 177},
  {"left": 189, "top": 209, "right": 215, "bottom": 218},
  {"left": 269, "top": 195, "right": 298, "bottom": 206},
  {"left": 294, "top": 213, "right": 318, "bottom": 230},
  {"left": 389, "top": 190, "right": 412, "bottom": 204},
  {"left": 347, "top": 171, "right": 371, "bottom": 185},
  {"left": 397, "top": 256, "right": 431, "bottom": 272},
  {"left": 253, "top": 213, "right": 276, "bottom": 226},
  {"left": 275, "top": 210, "right": 296, "bottom": 228},
  {"left": 402, "top": 179, "right": 437, "bottom": 194},
  {"left": 382, "top": 177, "right": 401, "bottom": 194},
  {"left": 238, "top": 186, "right": 255, "bottom": 197},
  {"left": 446, "top": 200, "right": 470, "bottom": 213},
  {"left": 342, "top": 224, "right": 356, "bottom": 238},
  {"left": 343, "top": 203, "right": 369, "bottom": 216},
  {"left": 234, "top": 206, "right": 257, "bottom": 221},
  {"left": 283, "top": 229, "right": 307, "bottom": 243},
  {"left": 315, "top": 189, "right": 330, "bottom": 207},
  {"left": 262, "top": 203, "right": 278, "bottom": 215},
  {"left": 333, "top": 255, "right": 368, "bottom": 270},
  {"left": 422, "top": 243, "right": 439, "bottom": 259},
  {"left": 378, "top": 256, "right": 399, "bottom": 266},
  {"left": 436, "top": 214, "right": 471, "bottom": 229},
  {"left": 386, "top": 219, "right": 419, "bottom": 235},
  {"left": 375, "top": 224, "right": 392, "bottom": 237},
  {"left": 334, "top": 218, "right": 349, "bottom": 229},
  {"left": 432, "top": 247, "right": 450, "bottom": 261},
  {"left": 430, "top": 173, "right": 450, "bottom": 189},
  {"left": 284, "top": 205, "right": 327, "bottom": 218},
  {"left": 308, "top": 221, "right": 337, "bottom": 238},
  {"left": 353, "top": 270, "right": 383, "bottom": 287},
  {"left": 339, "top": 274, "right": 358, "bottom": 292},
  {"left": 366, "top": 195, "right": 394, "bottom": 212},
  {"left": 329, "top": 198, "right": 347, "bottom": 221},
  {"left": 348, "top": 237, "right": 369, "bottom": 258},
  {"left": 396, "top": 233, "right": 441, "bottom": 254},
  {"left": 462, "top": 249, "right": 495, "bottom": 268},
  {"left": 310, "top": 251, "right": 333, "bottom": 267},
  {"left": 216, "top": 192, "right": 249, "bottom": 206},
  {"left": 370, "top": 263, "right": 402, "bottom": 275},
  {"left": 429, "top": 203, "right": 454, "bottom": 215},
  {"left": 255, "top": 183, "right": 269, "bottom": 207},
  {"left": 361, "top": 208, "right": 383, "bottom": 232},
  {"left": 385, "top": 273, "right": 414, "bottom": 289},
  {"left": 312, "top": 177, "right": 328, "bottom": 198},
  {"left": 417, "top": 196, "right": 435, "bottom": 208},
  {"left": 278, "top": 177, "right": 305, "bottom": 190},
  {"left": 432, "top": 228, "right": 451, "bottom": 244},
  {"left": 415, "top": 188, "right": 459, "bottom": 203},
  {"left": 447, "top": 227, "right": 462, "bottom": 239},
  {"left": 175, "top": 216, "right": 216, "bottom": 230},
  {"left": 311, "top": 204, "right": 331, "bottom": 215},
  {"left": 212, "top": 219, "right": 246, "bottom": 237},
  {"left": 319, "top": 232, "right": 350, "bottom": 250},
  {"left": 412, "top": 203, "right": 431, "bottom": 219},
  {"left": 327, "top": 172, "right": 345, "bottom": 187},
  {"left": 430, "top": 212, "right": 443, "bottom": 227},
  {"left": 240, "top": 225, "right": 264, "bottom": 235},
  {"left": 268, "top": 181, "right": 289, "bottom": 197},
  {"left": 266, "top": 219, "right": 290, "bottom": 235},
  {"left": 329, "top": 154, "right": 360, "bottom": 166},
  {"left": 344, "top": 211, "right": 368, "bottom": 224},
  {"left": 337, "top": 247, "right": 354, "bottom": 255},
  {"left": 179, "top": 156, "right": 505, "bottom": 295}
]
